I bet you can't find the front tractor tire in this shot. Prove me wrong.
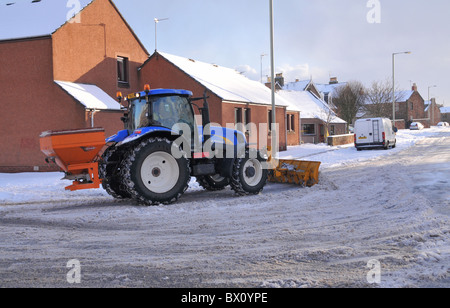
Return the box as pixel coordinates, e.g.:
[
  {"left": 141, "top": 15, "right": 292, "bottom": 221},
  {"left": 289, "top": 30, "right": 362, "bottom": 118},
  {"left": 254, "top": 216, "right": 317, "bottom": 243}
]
[
  {"left": 231, "top": 152, "right": 268, "bottom": 196},
  {"left": 121, "top": 138, "right": 191, "bottom": 206},
  {"left": 196, "top": 174, "right": 230, "bottom": 191}
]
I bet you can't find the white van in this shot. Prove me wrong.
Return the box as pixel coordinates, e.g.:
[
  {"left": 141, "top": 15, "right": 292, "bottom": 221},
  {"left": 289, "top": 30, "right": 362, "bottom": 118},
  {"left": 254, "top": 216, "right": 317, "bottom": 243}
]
[{"left": 354, "top": 118, "right": 397, "bottom": 151}]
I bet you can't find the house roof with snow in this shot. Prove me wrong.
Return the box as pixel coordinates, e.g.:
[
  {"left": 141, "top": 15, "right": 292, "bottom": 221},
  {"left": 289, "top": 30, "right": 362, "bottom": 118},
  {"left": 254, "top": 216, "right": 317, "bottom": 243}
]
[
  {"left": 396, "top": 90, "right": 415, "bottom": 102},
  {"left": 0, "top": 0, "right": 94, "bottom": 41},
  {"left": 283, "top": 79, "right": 347, "bottom": 101},
  {"left": 55, "top": 81, "right": 121, "bottom": 111},
  {"left": 315, "top": 82, "right": 347, "bottom": 95},
  {"left": 152, "top": 52, "right": 299, "bottom": 110},
  {"left": 278, "top": 90, "right": 346, "bottom": 124},
  {"left": 441, "top": 106, "right": 450, "bottom": 114},
  {"left": 284, "top": 80, "right": 312, "bottom": 92}
]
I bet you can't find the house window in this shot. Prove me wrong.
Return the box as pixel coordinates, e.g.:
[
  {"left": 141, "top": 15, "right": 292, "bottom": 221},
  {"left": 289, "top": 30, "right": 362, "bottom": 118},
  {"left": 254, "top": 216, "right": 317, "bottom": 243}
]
[
  {"left": 244, "top": 108, "right": 251, "bottom": 133},
  {"left": 330, "top": 125, "right": 336, "bottom": 136},
  {"left": 235, "top": 108, "right": 243, "bottom": 124},
  {"left": 235, "top": 107, "right": 243, "bottom": 131},
  {"left": 244, "top": 108, "right": 251, "bottom": 126},
  {"left": 287, "top": 114, "right": 295, "bottom": 132},
  {"left": 410, "top": 102, "right": 414, "bottom": 110},
  {"left": 303, "top": 124, "right": 315, "bottom": 136},
  {"left": 117, "top": 56, "right": 129, "bottom": 86},
  {"left": 268, "top": 110, "right": 273, "bottom": 131},
  {"left": 290, "top": 114, "right": 295, "bottom": 132}
]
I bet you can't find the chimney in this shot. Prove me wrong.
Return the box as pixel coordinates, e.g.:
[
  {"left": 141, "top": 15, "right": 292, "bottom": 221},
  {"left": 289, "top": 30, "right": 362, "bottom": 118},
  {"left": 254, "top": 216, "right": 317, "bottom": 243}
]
[
  {"left": 412, "top": 83, "right": 418, "bottom": 91},
  {"left": 275, "top": 73, "right": 285, "bottom": 87},
  {"left": 329, "top": 77, "right": 338, "bottom": 84}
]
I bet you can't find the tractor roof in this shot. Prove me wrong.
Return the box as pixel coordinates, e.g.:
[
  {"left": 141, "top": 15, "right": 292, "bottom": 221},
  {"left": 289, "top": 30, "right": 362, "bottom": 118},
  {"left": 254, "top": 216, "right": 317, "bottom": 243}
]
[{"left": 130, "top": 89, "right": 193, "bottom": 100}]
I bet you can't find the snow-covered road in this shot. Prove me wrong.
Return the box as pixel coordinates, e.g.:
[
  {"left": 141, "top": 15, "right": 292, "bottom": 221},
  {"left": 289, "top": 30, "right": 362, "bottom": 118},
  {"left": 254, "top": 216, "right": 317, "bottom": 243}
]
[{"left": 0, "top": 128, "right": 448, "bottom": 288}]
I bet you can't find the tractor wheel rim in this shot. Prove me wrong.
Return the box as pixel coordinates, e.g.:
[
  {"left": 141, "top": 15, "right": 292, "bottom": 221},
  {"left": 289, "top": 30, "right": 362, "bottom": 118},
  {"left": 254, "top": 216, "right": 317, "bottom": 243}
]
[
  {"left": 141, "top": 152, "right": 179, "bottom": 194},
  {"left": 243, "top": 159, "right": 263, "bottom": 187}
]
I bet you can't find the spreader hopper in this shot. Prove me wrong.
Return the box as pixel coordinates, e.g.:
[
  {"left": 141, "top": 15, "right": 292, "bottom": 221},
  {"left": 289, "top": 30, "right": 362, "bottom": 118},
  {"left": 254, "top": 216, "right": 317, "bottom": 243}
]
[{"left": 40, "top": 128, "right": 106, "bottom": 191}]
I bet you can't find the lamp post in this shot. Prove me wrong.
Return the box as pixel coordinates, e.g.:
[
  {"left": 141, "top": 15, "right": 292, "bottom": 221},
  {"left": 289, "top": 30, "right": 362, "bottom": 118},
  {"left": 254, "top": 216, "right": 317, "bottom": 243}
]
[
  {"left": 392, "top": 51, "right": 411, "bottom": 127},
  {"left": 428, "top": 85, "right": 437, "bottom": 125},
  {"left": 154, "top": 18, "right": 169, "bottom": 51},
  {"left": 269, "top": 0, "right": 277, "bottom": 155}
]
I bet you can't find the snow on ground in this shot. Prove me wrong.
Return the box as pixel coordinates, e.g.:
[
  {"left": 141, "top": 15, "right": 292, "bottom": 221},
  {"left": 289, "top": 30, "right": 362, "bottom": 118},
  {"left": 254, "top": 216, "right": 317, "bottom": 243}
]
[
  {"left": 279, "top": 127, "right": 446, "bottom": 169},
  {"left": 0, "top": 126, "right": 448, "bottom": 288}
]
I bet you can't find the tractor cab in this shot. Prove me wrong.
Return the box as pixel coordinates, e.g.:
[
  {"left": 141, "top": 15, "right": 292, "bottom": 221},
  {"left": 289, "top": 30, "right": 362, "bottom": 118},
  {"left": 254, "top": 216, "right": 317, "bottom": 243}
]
[{"left": 120, "top": 88, "right": 196, "bottom": 137}]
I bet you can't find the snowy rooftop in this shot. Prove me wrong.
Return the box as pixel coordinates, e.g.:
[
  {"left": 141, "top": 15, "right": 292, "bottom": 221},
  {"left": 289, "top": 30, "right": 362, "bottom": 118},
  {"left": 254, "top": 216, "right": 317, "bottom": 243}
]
[
  {"left": 278, "top": 90, "right": 346, "bottom": 124},
  {"left": 55, "top": 81, "right": 121, "bottom": 111},
  {"left": 396, "top": 90, "right": 415, "bottom": 102},
  {"left": 315, "top": 82, "right": 347, "bottom": 95},
  {"left": 157, "top": 52, "right": 298, "bottom": 110},
  {"left": 441, "top": 106, "right": 450, "bottom": 114},
  {"left": 0, "top": 0, "right": 93, "bottom": 41},
  {"left": 283, "top": 80, "right": 312, "bottom": 92},
  {"left": 283, "top": 79, "right": 346, "bottom": 95}
]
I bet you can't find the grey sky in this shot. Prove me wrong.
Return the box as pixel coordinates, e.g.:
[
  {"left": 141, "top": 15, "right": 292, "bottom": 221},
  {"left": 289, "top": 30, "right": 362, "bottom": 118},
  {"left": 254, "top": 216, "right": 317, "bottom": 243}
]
[
  {"left": 114, "top": 0, "right": 449, "bottom": 106},
  {"left": 1, "top": 0, "right": 448, "bottom": 106}
]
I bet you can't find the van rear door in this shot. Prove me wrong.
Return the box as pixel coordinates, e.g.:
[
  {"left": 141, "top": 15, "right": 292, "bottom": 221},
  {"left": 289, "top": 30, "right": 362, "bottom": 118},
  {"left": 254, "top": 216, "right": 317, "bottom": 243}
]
[
  {"left": 356, "top": 119, "right": 374, "bottom": 144},
  {"left": 372, "top": 119, "right": 381, "bottom": 143}
]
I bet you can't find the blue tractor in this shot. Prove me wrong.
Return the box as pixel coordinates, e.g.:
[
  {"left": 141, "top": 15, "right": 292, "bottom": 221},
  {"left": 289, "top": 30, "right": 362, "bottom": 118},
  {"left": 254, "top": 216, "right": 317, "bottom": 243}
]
[{"left": 99, "top": 86, "right": 269, "bottom": 205}]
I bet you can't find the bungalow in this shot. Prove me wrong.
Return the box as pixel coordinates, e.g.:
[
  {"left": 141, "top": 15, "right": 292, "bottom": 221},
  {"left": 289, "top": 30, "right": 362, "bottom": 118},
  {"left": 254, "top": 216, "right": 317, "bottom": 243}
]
[
  {"left": 278, "top": 90, "right": 347, "bottom": 144},
  {"left": 138, "top": 52, "right": 301, "bottom": 150}
]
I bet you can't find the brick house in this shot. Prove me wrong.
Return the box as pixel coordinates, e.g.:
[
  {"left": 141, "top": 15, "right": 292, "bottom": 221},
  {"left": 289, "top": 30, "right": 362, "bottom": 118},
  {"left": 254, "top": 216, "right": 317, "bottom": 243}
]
[
  {"left": 0, "top": 0, "right": 302, "bottom": 173},
  {"left": 441, "top": 107, "right": 450, "bottom": 123},
  {"left": 394, "top": 84, "right": 430, "bottom": 129},
  {"left": 278, "top": 90, "right": 347, "bottom": 144},
  {"left": 139, "top": 52, "right": 301, "bottom": 150},
  {"left": 362, "top": 83, "right": 433, "bottom": 129},
  {"left": 0, "top": 0, "right": 149, "bottom": 172}
]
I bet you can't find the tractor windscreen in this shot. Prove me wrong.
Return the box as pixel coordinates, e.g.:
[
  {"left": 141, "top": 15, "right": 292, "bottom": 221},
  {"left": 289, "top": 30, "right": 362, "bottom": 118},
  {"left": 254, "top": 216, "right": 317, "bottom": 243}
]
[{"left": 128, "top": 95, "right": 196, "bottom": 134}]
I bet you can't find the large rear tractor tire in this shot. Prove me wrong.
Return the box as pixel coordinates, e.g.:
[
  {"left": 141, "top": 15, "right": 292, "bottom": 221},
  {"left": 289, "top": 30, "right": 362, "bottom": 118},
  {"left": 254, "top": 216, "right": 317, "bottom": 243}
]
[
  {"left": 99, "top": 146, "right": 131, "bottom": 200},
  {"left": 230, "top": 151, "right": 268, "bottom": 196},
  {"left": 121, "top": 137, "right": 191, "bottom": 206}
]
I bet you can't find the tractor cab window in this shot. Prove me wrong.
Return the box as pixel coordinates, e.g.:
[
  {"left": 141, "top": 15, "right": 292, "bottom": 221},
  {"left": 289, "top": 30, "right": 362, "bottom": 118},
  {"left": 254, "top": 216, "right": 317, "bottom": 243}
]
[
  {"left": 151, "top": 96, "right": 196, "bottom": 134},
  {"left": 128, "top": 99, "right": 150, "bottom": 131},
  {"left": 127, "top": 95, "right": 196, "bottom": 136}
]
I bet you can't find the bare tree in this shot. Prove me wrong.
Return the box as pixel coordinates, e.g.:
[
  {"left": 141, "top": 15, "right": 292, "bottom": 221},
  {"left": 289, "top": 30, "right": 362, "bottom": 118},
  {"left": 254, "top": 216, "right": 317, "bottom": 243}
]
[
  {"left": 364, "top": 79, "right": 400, "bottom": 118},
  {"left": 332, "top": 81, "right": 365, "bottom": 132},
  {"left": 319, "top": 102, "right": 338, "bottom": 138}
]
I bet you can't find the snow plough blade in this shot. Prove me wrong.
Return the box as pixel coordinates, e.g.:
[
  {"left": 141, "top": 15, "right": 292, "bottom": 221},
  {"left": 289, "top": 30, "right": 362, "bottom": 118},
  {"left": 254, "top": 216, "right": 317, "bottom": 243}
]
[
  {"left": 40, "top": 128, "right": 106, "bottom": 191},
  {"left": 268, "top": 159, "right": 321, "bottom": 187}
]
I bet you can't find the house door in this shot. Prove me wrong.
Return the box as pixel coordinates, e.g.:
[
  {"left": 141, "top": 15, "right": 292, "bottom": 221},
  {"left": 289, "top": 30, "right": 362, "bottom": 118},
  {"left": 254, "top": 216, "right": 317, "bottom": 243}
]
[{"left": 319, "top": 124, "right": 325, "bottom": 143}]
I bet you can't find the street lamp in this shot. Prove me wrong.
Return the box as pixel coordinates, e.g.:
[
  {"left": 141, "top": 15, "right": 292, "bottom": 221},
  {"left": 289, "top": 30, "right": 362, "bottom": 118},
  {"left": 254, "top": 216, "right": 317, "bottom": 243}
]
[
  {"left": 154, "top": 18, "right": 169, "bottom": 51},
  {"left": 392, "top": 51, "right": 411, "bottom": 127},
  {"left": 269, "top": 0, "right": 277, "bottom": 155}
]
